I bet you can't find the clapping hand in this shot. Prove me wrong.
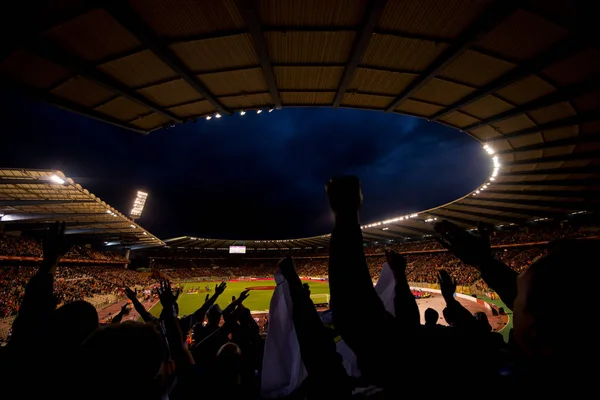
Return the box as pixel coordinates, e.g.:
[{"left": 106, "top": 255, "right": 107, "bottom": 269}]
[
  {"left": 125, "top": 287, "right": 137, "bottom": 301},
  {"left": 438, "top": 270, "right": 457, "bottom": 300},
  {"left": 120, "top": 303, "right": 131, "bottom": 315},
  {"left": 434, "top": 220, "right": 492, "bottom": 269},
  {"left": 215, "top": 282, "right": 227, "bottom": 295}
]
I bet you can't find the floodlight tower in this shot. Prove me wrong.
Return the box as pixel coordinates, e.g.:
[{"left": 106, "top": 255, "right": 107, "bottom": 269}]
[{"left": 124, "top": 191, "right": 149, "bottom": 262}]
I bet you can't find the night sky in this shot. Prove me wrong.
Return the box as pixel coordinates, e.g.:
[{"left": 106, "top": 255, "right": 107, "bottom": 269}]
[{"left": 0, "top": 93, "right": 489, "bottom": 240}]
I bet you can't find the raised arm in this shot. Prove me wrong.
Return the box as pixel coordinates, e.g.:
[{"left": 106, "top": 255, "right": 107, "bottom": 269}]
[
  {"left": 125, "top": 287, "right": 155, "bottom": 323},
  {"left": 9, "top": 222, "right": 70, "bottom": 350},
  {"left": 435, "top": 220, "right": 518, "bottom": 310},
  {"left": 326, "top": 177, "right": 396, "bottom": 381},
  {"left": 279, "top": 256, "right": 351, "bottom": 398},
  {"left": 438, "top": 270, "right": 476, "bottom": 328},
  {"left": 192, "top": 282, "right": 226, "bottom": 321},
  {"left": 386, "top": 250, "right": 420, "bottom": 329}
]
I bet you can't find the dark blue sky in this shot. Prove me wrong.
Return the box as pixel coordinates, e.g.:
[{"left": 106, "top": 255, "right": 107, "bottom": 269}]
[{"left": 0, "top": 93, "right": 489, "bottom": 239}]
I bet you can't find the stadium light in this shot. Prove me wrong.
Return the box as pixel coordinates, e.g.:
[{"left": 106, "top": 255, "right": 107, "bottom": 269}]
[
  {"left": 215, "top": 113, "right": 222, "bottom": 119},
  {"left": 206, "top": 115, "right": 212, "bottom": 120},
  {"left": 256, "top": 109, "right": 262, "bottom": 114},
  {"left": 50, "top": 175, "right": 65, "bottom": 184},
  {"left": 130, "top": 224, "right": 136, "bottom": 228},
  {"left": 240, "top": 110, "right": 246, "bottom": 116},
  {"left": 130, "top": 191, "right": 148, "bottom": 219},
  {"left": 268, "top": 109, "right": 274, "bottom": 113}
]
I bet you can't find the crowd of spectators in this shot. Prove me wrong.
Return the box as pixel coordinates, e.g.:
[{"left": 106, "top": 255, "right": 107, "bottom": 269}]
[
  {"left": 2, "top": 179, "right": 597, "bottom": 400},
  {"left": 0, "top": 234, "right": 127, "bottom": 262},
  {"left": 0, "top": 265, "right": 152, "bottom": 318}
]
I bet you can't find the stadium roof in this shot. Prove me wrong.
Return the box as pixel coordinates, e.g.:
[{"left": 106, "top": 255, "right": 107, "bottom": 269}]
[
  {"left": 0, "top": 169, "right": 164, "bottom": 249},
  {"left": 1, "top": 0, "right": 599, "bottom": 245}
]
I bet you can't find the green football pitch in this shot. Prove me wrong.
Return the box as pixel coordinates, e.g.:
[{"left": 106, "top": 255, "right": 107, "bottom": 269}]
[{"left": 149, "top": 280, "right": 330, "bottom": 317}]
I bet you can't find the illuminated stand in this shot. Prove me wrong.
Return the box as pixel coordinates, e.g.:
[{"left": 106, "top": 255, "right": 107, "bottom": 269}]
[{"left": 125, "top": 191, "right": 149, "bottom": 261}]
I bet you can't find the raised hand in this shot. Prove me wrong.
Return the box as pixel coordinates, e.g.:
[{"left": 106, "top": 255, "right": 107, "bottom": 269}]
[
  {"left": 174, "top": 287, "right": 183, "bottom": 300},
  {"left": 125, "top": 287, "right": 137, "bottom": 301},
  {"left": 325, "top": 176, "right": 363, "bottom": 215},
  {"left": 438, "top": 270, "right": 457, "bottom": 300},
  {"left": 434, "top": 220, "right": 492, "bottom": 269},
  {"left": 120, "top": 303, "right": 131, "bottom": 315},
  {"left": 215, "top": 282, "right": 227, "bottom": 295},
  {"left": 43, "top": 222, "right": 71, "bottom": 264},
  {"left": 236, "top": 289, "right": 250, "bottom": 304},
  {"left": 278, "top": 255, "right": 296, "bottom": 279},
  {"left": 156, "top": 279, "right": 177, "bottom": 312},
  {"left": 205, "top": 293, "right": 210, "bottom": 302},
  {"left": 385, "top": 249, "right": 407, "bottom": 275}
]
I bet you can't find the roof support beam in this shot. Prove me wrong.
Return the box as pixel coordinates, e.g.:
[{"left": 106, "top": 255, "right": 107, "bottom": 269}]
[
  {"left": 496, "top": 133, "right": 600, "bottom": 155},
  {"left": 464, "top": 79, "right": 600, "bottom": 131},
  {"left": 485, "top": 110, "right": 600, "bottom": 143},
  {"left": 101, "top": 0, "right": 228, "bottom": 114},
  {"left": 482, "top": 189, "right": 600, "bottom": 199},
  {"left": 333, "top": 0, "right": 387, "bottom": 108},
  {"left": 0, "top": 200, "right": 96, "bottom": 207},
  {"left": 0, "top": 77, "right": 148, "bottom": 134},
  {"left": 237, "top": 0, "right": 282, "bottom": 109},
  {"left": 502, "top": 150, "right": 600, "bottom": 166},
  {"left": 492, "top": 178, "right": 600, "bottom": 187},
  {"left": 451, "top": 203, "right": 565, "bottom": 219},
  {"left": 501, "top": 165, "right": 600, "bottom": 176},
  {"left": 427, "top": 212, "right": 493, "bottom": 226},
  {"left": 26, "top": 38, "right": 182, "bottom": 123},
  {"left": 463, "top": 196, "right": 596, "bottom": 211},
  {"left": 441, "top": 208, "right": 525, "bottom": 224},
  {"left": 384, "top": 1, "right": 517, "bottom": 112},
  {"left": 430, "top": 38, "right": 585, "bottom": 121}
]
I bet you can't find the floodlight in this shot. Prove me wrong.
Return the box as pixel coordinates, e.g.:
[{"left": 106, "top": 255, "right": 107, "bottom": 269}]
[
  {"left": 130, "top": 191, "right": 149, "bottom": 219},
  {"left": 215, "top": 113, "right": 222, "bottom": 118},
  {"left": 240, "top": 111, "right": 246, "bottom": 115},
  {"left": 206, "top": 116, "right": 212, "bottom": 120},
  {"left": 50, "top": 175, "right": 65, "bottom": 184},
  {"left": 257, "top": 109, "right": 262, "bottom": 114}
]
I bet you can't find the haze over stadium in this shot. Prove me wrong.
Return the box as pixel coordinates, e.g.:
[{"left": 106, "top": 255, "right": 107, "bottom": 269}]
[{"left": 1, "top": 1, "right": 600, "bottom": 399}]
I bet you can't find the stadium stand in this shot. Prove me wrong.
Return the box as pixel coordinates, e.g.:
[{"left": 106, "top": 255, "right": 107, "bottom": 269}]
[{"left": 2, "top": 0, "right": 600, "bottom": 398}]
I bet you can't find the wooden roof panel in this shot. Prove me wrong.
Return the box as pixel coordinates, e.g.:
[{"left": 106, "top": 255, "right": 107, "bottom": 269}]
[
  {"left": 527, "top": 102, "right": 577, "bottom": 125},
  {"left": 438, "top": 111, "right": 479, "bottom": 129},
  {"left": 411, "top": 78, "right": 475, "bottom": 105},
  {"left": 95, "top": 96, "right": 151, "bottom": 121},
  {"left": 137, "top": 79, "right": 202, "bottom": 107},
  {"left": 379, "top": 0, "right": 493, "bottom": 39},
  {"left": 200, "top": 68, "right": 269, "bottom": 96},
  {"left": 496, "top": 74, "right": 556, "bottom": 105},
  {"left": 98, "top": 49, "right": 178, "bottom": 87},
  {"left": 341, "top": 93, "right": 393, "bottom": 109},
  {"left": 460, "top": 95, "right": 514, "bottom": 119},
  {"left": 170, "top": 34, "right": 259, "bottom": 72},
  {"left": 439, "top": 50, "right": 516, "bottom": 87},
  {"left": 362, "top": 35, "right": 448, "bottom": 71},
  {"left": 273, "top": 66, "right": 343, "bottom": 90},
  {"left": 491, "top": 114, "right": 536, "bottom": 135},
  {"left": 281, "top": 91, "right": 335, "bottom": 105},
  {"left": 475, "top": 9, "right": 569, "bottom": 61},
  {"left": 168, "top": 101, "right": 216, "bottom": 118},
  {"left": 43, "top": 9, "right": 140, "bottom": 62},
  {"left": 542, "top": 47, "right": 600, "bottom": 86},
  {"left": 265, "top": 31, "right": 355, "bottom": 63},
  {"left": 220, "top": 93, "right": 274, "bottom": 109},
  {"left": 257, "top": 0, "right": 365, "bottom": 27},
  {"left": 130, "top": 112, "right": 172, "bottom": 131},
  {"left": 51, "top": 76, "right": 115, "bottom": 107},
  {"left": 130, "top": 0, "right": 245, "bottom": 39},
  {"left": 395, "top": 99, "right": 443, "bottom": 117},
  {"left": 0, "top": 49, "right": 71, "bottom": 89},
  {"left": 348, "top": 69, "right": 416, "bottom": 95}
]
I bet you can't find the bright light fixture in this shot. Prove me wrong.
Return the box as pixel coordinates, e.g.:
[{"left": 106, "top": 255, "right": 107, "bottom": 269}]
[
  {"left": 240, "top": 111, "right": 246, "bottom": 116},
  {"left": 130, "top": 224, "right": 136, "bottom": 228},
  {"left": 268, "top": 109, "right": 274, "bottom": 113},
  {"left": 215, "top": 113, "right": 222, "bottom": 119},
  {"left": 257, "top": 109, "right": 262, "bottom": 114},
  {"left": 50, "top": 175, "right": 65, "bottom": 184},
  {"left": 206, "top": 116, "right": 212, "bottom": 120}
]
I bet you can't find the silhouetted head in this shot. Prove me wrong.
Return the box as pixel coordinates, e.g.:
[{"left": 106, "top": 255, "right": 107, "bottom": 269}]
[
  {"left": 424, "top": 308, "right": 439, "bottom": 326},
  {"left": 50, "top": 300, "right": 99, "bottom": 349},
  {"left": 474, "top": 312, "right": 492, "bottom": 332},
  {"left": 82, "top": 322, "right": 167, "bottom": 400},
  {"left": 514, "top": 239, "right": 599, "bottom": 365},
  {"left": 214, "top": 342, "right": 243, "bottom": 387},
  {"left": 207, "top": 303, "right": 222, "bottom": 325}
]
